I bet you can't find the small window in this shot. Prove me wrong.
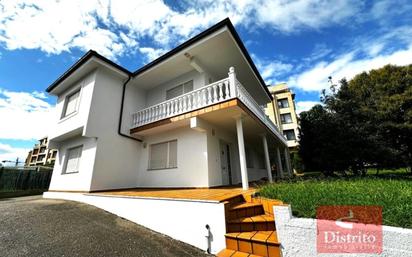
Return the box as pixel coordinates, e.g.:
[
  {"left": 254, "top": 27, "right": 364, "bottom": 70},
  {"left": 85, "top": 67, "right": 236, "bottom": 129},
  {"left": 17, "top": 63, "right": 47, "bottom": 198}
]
[
  {"left": 283, "top": 129, "right": 296, "bottom": 141},
  {"left": 63, "top": 145, "right": 82, "bottom": 174},
  {"left": 280, "top": 113, "right": 293, "bottom": 124},
  {"left": 278, "top": 98, "right": 289, "bottom": 108},
  {"left": 166, "top": 80, "right": 193, "bottom": 100},
  {"left": 62, "top": 90, "right": 80, "bottom": 118},
  {"left": 149, "top": 140, "right": 177, "bottom": 170}
]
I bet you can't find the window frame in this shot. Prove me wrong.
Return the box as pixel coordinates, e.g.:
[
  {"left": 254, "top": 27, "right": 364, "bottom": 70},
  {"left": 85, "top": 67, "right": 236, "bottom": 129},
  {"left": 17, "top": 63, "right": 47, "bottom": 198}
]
[
  {"left": 166, "top": 80, "right": 194, "bottom": 100},
  {"left": 283, "top": 129, "right": 296, "bottom": 141},
  {"left": 61, "top": 88, "right": 81, "bottom": 119},
  {"left": 277, "top": 98, "right": 289, "bottom": 109},
  {"left": 148, "top": 140, "right": 178, "bottom": 170},
  {"left": 62, "top": 145, "right": 83, "bottom": 174},
  {"left": 280, "top": 113, "right": 293, "bottom": 124}
]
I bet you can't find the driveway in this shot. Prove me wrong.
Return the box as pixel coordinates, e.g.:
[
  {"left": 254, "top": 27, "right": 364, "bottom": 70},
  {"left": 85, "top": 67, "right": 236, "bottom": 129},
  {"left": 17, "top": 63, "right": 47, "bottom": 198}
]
[{"left": 0, "top": 196, "right": 212, "bottom": 257}]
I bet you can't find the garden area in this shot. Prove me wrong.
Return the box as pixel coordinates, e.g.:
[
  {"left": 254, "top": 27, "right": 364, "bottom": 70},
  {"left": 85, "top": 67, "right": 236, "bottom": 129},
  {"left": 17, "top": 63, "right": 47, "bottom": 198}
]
[{"left": 259, "top": 169, "right": 412, "bottom": 229}]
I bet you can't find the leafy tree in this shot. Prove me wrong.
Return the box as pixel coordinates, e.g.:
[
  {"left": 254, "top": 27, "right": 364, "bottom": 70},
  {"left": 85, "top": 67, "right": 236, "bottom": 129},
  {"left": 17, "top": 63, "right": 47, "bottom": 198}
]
[{"left": 299, "top": 64, "right": 412, "bottom": 174}]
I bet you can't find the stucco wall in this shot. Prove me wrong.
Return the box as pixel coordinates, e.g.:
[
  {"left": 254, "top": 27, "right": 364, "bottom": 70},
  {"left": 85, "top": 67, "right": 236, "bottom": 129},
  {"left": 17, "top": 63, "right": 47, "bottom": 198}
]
[
  {"left": 48, "top": 135, "right": 97, "bottom": 191},
  {"left": 87, "top": 70, "right": 142, "bottom": 191},
  {"left": 48, "top": 71, "right": 97, "bottom": 141},
  {"left": 137, "top": 127, "right": 209, "bottom": 187},
  {"left": 274, "top": 205, "right": 412, "bottom": 257},
  {"left": 43, "top": 192, "right": 227, "bottom": 254}
]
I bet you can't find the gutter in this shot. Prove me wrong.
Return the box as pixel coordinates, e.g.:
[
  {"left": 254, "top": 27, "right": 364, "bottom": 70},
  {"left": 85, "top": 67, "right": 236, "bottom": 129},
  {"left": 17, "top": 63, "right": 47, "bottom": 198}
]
[{"left": 118, "top": 75, "right": 142, "bottom": 142}]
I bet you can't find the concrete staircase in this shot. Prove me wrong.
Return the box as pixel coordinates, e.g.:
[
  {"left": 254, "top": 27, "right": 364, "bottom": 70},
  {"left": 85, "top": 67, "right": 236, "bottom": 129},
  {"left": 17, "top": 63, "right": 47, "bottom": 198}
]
[{"left": 217, "top": 194, "right": 282, "bottom": 257}]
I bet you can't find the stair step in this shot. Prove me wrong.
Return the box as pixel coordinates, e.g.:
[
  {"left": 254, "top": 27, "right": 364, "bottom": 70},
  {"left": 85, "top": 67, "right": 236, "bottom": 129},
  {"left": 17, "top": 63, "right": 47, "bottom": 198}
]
[
  {"left": 227, "top": 214, "right": 275, "bottom": 232},
  {"left": 228, "top": 202, "right": 264, "bottom": 219},
  {"left": 225, "top": 231, "right": 281, "bottom": 257},
  {"left": 216, "top": 248, "right": 263, "bottom": 257}
]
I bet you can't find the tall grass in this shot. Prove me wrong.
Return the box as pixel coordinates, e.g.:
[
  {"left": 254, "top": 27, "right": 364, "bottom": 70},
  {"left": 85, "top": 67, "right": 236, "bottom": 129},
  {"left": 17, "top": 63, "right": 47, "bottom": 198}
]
[{"left": 259, "top": 177, "right": 412, "bottom": 228}]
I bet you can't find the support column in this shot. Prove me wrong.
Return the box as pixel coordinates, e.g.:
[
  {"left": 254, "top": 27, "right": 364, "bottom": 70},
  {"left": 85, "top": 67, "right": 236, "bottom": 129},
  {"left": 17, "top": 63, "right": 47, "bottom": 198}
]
[
  {"left": 284, "top": 148, "right": 292, "bottom": 177},
  {"left": 235, "top": 116, "right": 249, "bottom": 190},
  {"left": 276, "top": 147, "right": 284, "bottom": 178},
  {"left": 261, "top": 135, "right": 273, "bottom": 183}
]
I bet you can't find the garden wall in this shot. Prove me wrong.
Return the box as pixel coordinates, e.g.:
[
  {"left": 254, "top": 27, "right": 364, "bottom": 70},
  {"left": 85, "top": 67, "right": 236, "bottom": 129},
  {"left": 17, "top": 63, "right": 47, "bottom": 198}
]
[{"left": 274, "top": 205, "right": 412, "bottom": 257}]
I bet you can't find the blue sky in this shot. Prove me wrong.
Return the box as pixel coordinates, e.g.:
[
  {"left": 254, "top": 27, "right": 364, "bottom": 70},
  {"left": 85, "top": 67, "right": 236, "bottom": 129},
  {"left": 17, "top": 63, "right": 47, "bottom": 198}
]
[{"left": 1, "top": 0, "right": 412, "bottom": 162}]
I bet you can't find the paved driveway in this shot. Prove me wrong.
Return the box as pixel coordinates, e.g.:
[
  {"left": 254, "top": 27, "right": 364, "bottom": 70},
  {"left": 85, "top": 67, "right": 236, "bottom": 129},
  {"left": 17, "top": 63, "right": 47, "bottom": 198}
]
[{"left": 0, "top": 196, "right": 212, "bottom": 257}]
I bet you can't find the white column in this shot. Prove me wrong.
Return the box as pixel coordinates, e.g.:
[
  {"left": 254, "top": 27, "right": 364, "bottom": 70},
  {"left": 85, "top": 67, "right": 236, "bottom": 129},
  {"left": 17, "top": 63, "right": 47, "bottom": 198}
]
[
  {"left": 228, "top": 67, "right": 237, "bottom": 98},
  {"left": 284, "top": 148, "right": 292, "bottom": 177},
  {"left": 236, "top": 116, "right": 249, "bottom": 190},
  {"left": 261, "top": 135, "right": 273, "bottom": 183},
  {"left": 276, "top": 147, "right": 284, "bottom": 178}
]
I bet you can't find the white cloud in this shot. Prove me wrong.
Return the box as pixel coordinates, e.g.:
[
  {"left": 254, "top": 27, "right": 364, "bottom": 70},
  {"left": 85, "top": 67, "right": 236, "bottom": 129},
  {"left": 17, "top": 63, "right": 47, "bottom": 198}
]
[
  {"left": 0, "top": 88, "right": 55, "bottom": 140},
  {"left": 139, "top": 47, "right": 167, "bottom": 63},
  {"left": 0, "top": 0, "right": 364, "bottom": 60},
  {"left": 288, "top": 43, "right": 412, "bottom": 92},
  {"left": 252, "top": 55, "right": 293, "bottom": 85},
  {"left": 295, "top": 101, "right": 320, "bottom": 114},
  {"left": 0, "top": 143, "right": 29, "bottom": 165}
]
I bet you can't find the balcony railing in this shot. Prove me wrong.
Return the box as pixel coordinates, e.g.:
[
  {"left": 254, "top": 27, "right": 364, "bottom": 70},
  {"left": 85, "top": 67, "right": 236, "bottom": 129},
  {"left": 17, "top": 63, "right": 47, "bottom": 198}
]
[{"left": 131, "top": 67, "right": 286, "bottom": 144}]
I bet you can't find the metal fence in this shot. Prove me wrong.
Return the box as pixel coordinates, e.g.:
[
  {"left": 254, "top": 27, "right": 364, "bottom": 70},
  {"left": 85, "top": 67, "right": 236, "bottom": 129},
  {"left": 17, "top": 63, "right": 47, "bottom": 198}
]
[{"left": 0, "top": 166, "right": 53, "bottom": 192}]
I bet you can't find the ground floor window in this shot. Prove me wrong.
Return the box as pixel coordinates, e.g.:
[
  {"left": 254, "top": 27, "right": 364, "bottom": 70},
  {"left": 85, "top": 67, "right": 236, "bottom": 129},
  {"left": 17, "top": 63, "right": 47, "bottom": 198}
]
[
  {"left": 63, "top": 145, "right": 82, "bottom": 174},
  {"left": 149, "top": 140, "right": 177, "bottom": 170}
]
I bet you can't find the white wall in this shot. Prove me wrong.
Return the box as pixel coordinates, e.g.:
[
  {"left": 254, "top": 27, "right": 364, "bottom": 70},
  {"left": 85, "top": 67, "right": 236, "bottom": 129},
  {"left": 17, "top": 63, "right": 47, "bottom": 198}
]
[
  {"left": 86, "top": 69, "right": 142, "bottom": 191},
  {"left": 274, "top": 205, "right": 412, "bottom": 257},
  {"left": 137, "top": 127, "right": 209, "bottom": 187},
  {"left": 48, "top": 136, "right": 97, "bottom": 191},
  {"left": 43, "top": 192, "right": 227, "bottom": 254},
  {"left": 48, "top": 71, "right": 97, "bottom": 141}
]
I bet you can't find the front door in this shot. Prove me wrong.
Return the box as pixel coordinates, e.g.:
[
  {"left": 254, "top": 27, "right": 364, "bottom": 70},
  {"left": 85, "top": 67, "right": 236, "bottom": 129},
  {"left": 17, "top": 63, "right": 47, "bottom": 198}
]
[{"left": 220, "top": 141, "right": 232, "bottom": 185}]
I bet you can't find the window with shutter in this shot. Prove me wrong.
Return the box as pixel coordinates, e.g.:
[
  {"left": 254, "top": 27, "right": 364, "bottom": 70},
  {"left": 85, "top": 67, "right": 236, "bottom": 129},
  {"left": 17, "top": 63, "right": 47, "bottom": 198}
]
[
  {"left": 64, "top": 145, "right": 82, "bottom": 174},
  {"left": 149, "top": 140, "right": 177, "bottom": 170},
  {"left": 62, "top": 90, "right": 80, "bottom": 118},
  {"left": 166, "top": 80, "right": 193, "bottom": 100}
]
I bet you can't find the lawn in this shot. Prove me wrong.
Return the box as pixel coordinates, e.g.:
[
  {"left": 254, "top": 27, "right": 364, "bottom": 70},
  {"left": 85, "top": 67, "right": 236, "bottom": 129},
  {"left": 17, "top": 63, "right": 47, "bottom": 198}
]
[{"left": 259, "top": 174, "right": 412, "bottom": 228}]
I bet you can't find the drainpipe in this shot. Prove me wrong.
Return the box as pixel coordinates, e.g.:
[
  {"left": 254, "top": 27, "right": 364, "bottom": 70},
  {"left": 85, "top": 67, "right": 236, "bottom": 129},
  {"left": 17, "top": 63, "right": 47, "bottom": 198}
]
[{"left": 118, "top": 75, "right": 142, "bottom": 142}]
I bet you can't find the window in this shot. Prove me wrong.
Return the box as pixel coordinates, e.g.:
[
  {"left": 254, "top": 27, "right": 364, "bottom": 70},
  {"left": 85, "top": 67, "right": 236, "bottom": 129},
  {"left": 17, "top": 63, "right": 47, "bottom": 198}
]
[
  {"left": 280, "top": 113, "right": 293, "bottom": 124},
  {"left": 62, "top": 90, "right": 80, "bottom": 118},
  {"left": 37, "top": 155, "right": 44, "bottom": 162},
  {"left": 52, "top": 151, "right": 57, "bottom": 158},
  {"left": 149, "top": 140, "right": 177, "bottom": 169},
  {"left": 278, "top": 98, "right": 289, "bottom": 108},
  {"left": 166, "top": 80, "right": 193, "bottom": 100},
  {"left": 63, "top": 145, "right": 82, "bottom": 174},
  {"left": 283, "top": 129, "right": 296, "bottom": 141},
  {"left": 30, "top": 156, "right": 36, "bottom": 162}
]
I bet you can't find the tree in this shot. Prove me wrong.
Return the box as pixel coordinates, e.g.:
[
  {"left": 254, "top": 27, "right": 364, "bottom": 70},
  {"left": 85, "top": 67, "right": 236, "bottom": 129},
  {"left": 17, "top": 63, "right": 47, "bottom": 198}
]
[{"left": 299, "top": 64, "right": 412, "bottom": 174}]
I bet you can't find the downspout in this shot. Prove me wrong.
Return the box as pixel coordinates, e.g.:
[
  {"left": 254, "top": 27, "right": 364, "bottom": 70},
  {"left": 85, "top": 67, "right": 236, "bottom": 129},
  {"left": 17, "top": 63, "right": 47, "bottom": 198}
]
[{"left": 118, "top": 75, "right": 142, "bottom": 142}]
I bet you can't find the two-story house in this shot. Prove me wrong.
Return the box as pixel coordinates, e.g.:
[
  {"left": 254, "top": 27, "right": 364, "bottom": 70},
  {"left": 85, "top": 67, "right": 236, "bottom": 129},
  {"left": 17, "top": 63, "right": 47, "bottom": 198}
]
[{"left": 46, "top": 18, "right": 291, "bottom": 194}]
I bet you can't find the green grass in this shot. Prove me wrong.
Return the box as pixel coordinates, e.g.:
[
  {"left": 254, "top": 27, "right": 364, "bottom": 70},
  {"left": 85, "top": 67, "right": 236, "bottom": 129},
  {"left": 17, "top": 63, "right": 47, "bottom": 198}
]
[{"left": 259, "top": 176, "right": 412, "bottom": 228}]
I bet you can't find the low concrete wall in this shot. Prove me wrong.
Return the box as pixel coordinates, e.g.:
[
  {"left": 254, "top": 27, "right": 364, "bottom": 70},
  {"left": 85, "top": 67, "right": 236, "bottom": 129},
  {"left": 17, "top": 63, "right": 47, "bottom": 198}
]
[
  {"left": 43, "top": 192, "right": 226, "bottom": 254},
  {"left": 274, "top": 205, "right": 412, "bottom": 257}
]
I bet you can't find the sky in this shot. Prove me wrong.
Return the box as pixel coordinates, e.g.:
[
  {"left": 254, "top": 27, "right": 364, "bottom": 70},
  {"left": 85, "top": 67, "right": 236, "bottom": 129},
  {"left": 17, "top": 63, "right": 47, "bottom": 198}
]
[{"left": 1, "top": 0, "right": 412, "bottom": 163}]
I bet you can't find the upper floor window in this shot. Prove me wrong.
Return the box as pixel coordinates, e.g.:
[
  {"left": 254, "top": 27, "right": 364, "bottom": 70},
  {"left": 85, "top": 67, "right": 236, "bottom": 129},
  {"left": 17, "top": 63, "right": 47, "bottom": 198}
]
[
  {"left": 63, "top": 145, "right": 82, "bottom": 174},
  {"left": 280, "top": 113, "right": 293, "bottom": 124},
  {"left": 278, "top": 98, "right": 289, "bottom": 108},
  {"left": 283, "top": 129, "right": 296, "bottom": 141},
  {"left": 166, "top": 80, "right": 193, "bottom": 100},
  {"left": 62, "top": 90, "right": 80, "bottom": 118},
  {"left": 149, "top": 140, "right": 177, "bottom": 170}
]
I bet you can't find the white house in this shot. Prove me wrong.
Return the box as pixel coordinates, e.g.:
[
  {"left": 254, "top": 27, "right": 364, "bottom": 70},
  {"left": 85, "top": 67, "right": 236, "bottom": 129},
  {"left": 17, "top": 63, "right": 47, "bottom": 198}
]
[{"left": 46, "top": 18, "right": 291, "bottom": 193}]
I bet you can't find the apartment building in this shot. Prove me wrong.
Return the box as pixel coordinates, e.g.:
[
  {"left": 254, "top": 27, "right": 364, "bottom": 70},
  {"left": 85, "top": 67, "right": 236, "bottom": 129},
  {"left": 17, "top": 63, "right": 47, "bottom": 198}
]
[
  {"left": 265, "top": 83, "right": 299, "bottom": 150},
  {"left": 25, "top": 137, "right": 58, "bottom": 167}
]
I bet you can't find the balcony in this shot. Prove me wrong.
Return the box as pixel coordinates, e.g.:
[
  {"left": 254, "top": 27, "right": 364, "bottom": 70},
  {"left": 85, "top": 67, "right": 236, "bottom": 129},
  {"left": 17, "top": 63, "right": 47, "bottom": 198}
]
[{"left": 131, "top": 67, "right": 285, "bottom": 143}]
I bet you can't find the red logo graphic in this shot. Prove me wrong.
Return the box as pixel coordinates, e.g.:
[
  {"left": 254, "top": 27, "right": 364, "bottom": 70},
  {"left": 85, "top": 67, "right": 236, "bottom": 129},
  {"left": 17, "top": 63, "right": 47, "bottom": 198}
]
[{"left": 317, "top": 206, "right": 382, "bottom": 253}]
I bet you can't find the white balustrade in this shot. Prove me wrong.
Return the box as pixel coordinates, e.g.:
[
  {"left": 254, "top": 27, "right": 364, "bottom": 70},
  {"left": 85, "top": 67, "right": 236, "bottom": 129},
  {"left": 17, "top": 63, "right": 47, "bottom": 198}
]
[{"left": 131, "top": 68, "right": 284, "bottom": 143}]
